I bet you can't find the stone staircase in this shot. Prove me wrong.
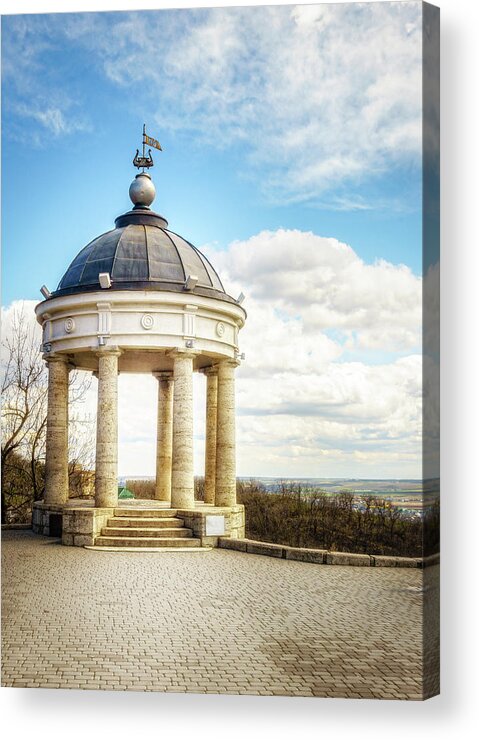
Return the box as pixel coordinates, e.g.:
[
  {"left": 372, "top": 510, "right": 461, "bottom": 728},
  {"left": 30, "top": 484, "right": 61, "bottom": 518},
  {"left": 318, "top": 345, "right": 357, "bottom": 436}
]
[{"left": 92, "top": 508, "right": 205, "bottom": 551}]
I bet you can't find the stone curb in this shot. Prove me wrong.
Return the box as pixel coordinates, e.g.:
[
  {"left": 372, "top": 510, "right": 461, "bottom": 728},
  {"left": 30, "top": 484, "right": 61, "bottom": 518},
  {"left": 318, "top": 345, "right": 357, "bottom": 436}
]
[
  {"left": 218, "top": 538, "right": 440, "bottom": 568},
  {"left": 1, "top": 524, "right": 33, "bottom": 530}
]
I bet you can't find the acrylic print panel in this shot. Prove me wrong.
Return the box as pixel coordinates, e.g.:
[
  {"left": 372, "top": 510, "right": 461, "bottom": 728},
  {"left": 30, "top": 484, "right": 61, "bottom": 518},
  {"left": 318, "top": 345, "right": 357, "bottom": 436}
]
[{"left": 1, "top": 1, "right": 439, "bottom": 700}]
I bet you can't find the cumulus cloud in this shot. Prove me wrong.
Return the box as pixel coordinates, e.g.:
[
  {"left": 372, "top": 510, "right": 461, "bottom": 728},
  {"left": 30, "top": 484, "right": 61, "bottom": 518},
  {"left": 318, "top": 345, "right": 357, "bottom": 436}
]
[
  {"left": 202, "top": 227, "right": 423, "bottom": 478},
  {"left": 206, "top": 228, "right": 422, "bottom": 353},
  {"left": 2, "top": 227, "right": 423, "bottom": 478},
  {"left": 1, "top": 300, "right": 41, "bottom": 361}
]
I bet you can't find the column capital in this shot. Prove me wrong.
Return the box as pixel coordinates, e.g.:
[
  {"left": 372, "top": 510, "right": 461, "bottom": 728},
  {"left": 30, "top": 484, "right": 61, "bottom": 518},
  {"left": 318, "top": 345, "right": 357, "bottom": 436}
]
[
  {"left": 218, "top": 357, "right": 241, "bottom": 369},
  {"left": 167, "top": 348, "right": 200, "bottom": 360},
  {"left": 201, "top": 365, "right": 219, "bottom": 377},
  {"left": 153, "top": 371, "right": 174, "bottom": 381},
  {"left": 95, "top": 346, "right": 123, "bottom": 359},
  {"left": 43, "top": 351, "right": 70, "bottom": 365}
]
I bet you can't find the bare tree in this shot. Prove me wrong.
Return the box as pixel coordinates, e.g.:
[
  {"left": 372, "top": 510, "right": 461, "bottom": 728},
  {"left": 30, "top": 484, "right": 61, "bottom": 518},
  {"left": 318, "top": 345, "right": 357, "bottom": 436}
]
[
  {"left": 1, "top": 303, "right": 94, "bottom": 522},
  {"left": 1, "top": 307, "right": 45, "bottom": 468}
]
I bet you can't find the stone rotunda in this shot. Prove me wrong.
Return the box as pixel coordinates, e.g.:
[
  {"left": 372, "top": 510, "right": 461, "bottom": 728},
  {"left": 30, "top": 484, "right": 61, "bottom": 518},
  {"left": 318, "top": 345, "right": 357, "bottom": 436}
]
[{"left": 32, "top": 160, "right": 247, "bottom": 550}]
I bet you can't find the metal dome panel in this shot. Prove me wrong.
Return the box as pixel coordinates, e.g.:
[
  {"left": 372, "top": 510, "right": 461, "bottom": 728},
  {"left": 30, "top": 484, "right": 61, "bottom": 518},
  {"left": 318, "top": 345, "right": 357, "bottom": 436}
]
[
  {"left": 145, "top": 227, "right": 185, "bottom": 282},
  {"left": 165, "top": 231, "right": 212, "bottom": 287},
  {"left": 113, "top": 225, "right": 149, "bottom": 281}
]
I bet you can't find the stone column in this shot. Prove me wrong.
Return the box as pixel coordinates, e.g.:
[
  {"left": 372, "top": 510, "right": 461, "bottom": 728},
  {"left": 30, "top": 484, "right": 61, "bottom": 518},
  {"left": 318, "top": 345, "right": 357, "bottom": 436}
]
[
  {"left": 44, "top": 354, "right": 70, "bottom": 505},
  {"left": 203, "top": 366, "right": 218, "bottom": 505},
  {"left": 215, "top": 359, "right": 239, "bottom": 507},
  {"left": 170, "top": 349, "right": 196, "bottom": 509},
  {"left": 95, "top": 349, "right": 121, "bottom": 508},
  {"left": 154, "top": 371, "right": 174, "bottom": 502}
]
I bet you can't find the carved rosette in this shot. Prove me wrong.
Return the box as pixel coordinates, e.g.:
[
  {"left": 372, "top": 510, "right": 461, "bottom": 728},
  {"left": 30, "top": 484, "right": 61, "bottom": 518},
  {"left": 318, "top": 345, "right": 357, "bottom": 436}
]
[
  {"left": 64, "top": 317, "right": 75, "bottom": 334},
  {"left": 141, "top": 313, "right": 154, "bottom": 330}
]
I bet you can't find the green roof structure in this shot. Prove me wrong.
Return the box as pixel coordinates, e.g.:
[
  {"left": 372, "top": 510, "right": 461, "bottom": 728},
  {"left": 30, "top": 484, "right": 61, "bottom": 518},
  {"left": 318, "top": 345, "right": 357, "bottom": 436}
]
[{"left": 118, "top": 486, "right": 135, "bottom": 500}]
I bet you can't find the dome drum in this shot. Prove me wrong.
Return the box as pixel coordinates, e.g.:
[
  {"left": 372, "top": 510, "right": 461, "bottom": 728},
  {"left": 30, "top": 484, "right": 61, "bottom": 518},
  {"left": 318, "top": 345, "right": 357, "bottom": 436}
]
[{"left": 36, "top": 288, "right": 245, "bottom": 373}]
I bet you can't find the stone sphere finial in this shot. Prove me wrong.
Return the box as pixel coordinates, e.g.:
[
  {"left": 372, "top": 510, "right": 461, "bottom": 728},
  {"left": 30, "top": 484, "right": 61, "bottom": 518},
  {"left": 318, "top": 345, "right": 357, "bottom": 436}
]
[{"left": 129, "top": 172, "right": 156, "bottom": 208}]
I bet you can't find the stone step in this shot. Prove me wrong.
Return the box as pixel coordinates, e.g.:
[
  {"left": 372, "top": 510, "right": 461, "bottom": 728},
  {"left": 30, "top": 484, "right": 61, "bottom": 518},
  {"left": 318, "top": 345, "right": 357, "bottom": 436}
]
[
  {"left": 94, "top": 536, "right": 202, "bottom": 548},
  {"left": 85, "top": 545, "right": 211, "bottom": 553},
  {"left": 107, "top": 517, "right": 185, "bottom": 529},
  {"left": 101, "top": 527, "right": 193, "bottom": 538},
  {"left": 114, "top": 508, "right": 178, "bottom": 518}
]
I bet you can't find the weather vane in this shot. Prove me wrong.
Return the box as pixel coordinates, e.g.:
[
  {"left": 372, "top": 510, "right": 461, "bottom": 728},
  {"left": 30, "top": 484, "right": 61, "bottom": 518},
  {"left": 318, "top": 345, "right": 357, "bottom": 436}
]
[{"left": 133, "top": 123, "right": 162, "bottom": 171}]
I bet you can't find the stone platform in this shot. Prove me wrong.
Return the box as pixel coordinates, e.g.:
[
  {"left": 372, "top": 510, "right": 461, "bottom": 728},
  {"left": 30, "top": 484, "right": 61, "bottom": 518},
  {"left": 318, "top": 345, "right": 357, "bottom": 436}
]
[
  {"left": 32, "top": 499, "right": 245, "bottom": 548},
  {"left": 1, "top": 530, "right": 439, "bottom": 698}
]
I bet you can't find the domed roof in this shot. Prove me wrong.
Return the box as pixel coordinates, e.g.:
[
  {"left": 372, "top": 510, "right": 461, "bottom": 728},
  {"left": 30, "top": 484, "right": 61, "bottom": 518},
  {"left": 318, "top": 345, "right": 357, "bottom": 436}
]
[{"left": 53, "top": 173, "right": 235, "bottom": 304}]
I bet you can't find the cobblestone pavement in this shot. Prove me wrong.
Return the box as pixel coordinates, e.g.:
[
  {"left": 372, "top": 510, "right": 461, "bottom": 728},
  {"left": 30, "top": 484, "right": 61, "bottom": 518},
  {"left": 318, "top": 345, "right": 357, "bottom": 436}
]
[{"left": 1, "top": 531, "right": 439, "bottom": 699}]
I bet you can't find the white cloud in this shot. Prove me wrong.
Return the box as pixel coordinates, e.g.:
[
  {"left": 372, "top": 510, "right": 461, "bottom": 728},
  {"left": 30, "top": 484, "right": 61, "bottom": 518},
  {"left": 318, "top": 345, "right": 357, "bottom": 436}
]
[
  {"left": 202, "top": 227, "right": 423, "bottom": 478},
  {"left": 106, "top": 3, "right": 422, "bottom": 204},
  {"left": 3, "top": 3, "right": 422, "bottom": 203},
  {"left": 2, "top": 16, "right": 91, "bottom": 145},
  {"left": 117, "top": 373, "right": 207, "bottom": 478},
  {"left": 234, "top": 353, "right": 422, "bottom": 477},
  {"left": 2, "top": 227, "right": 423, "bottom": 478},
  {"left": 206, "top": 228, "right": 422, "bottom": 353},
  {"left": 12, "top": 103, "right": 90, "bottom": 138},
  {"left": 1, "top": 300, "right": 41, "bottom": 362}
]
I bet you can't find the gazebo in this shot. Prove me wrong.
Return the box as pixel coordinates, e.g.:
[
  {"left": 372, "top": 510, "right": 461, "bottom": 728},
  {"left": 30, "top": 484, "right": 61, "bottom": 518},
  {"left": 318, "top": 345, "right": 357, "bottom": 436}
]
[{"left": 32, "top": 151, "right": 246, "bottom": 549}]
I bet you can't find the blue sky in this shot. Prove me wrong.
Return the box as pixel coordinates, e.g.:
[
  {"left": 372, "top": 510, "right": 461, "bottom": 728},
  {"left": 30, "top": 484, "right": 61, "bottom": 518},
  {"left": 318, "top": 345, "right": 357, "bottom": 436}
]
[
  {"left": 1, "top": 4, "right": 423, "bottom": 305},
  {"left": 1, "top": 3, "right": 427, "bottom": 478}
]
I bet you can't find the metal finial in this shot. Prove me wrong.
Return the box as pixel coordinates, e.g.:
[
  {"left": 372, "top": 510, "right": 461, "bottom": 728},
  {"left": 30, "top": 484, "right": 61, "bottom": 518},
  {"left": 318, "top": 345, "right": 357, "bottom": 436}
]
[
  {"left": 129, "top": 172, "right": 156, "bottom": 208},
  {"left": 133, "top": 123, "right": 162, "bottom": 171}
]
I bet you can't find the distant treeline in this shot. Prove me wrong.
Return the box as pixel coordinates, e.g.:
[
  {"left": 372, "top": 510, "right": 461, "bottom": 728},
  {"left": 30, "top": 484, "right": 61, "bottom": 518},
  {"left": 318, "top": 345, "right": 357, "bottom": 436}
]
[
  {"left": 125, "top": 478, "right": 205, "bottom": 500},
  {"left": 125, "top": 479, "right": 155, "bottom": 499},
  {"left": 125, "top": 477, "right": 439, "bottom": 558},
  {"left": 237, "top": 480, "right": 439, "bottom": 558}
]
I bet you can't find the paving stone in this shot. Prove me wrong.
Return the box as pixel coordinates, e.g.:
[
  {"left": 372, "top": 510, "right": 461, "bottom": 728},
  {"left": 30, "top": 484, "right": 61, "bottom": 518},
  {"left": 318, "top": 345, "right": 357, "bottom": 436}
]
[{"left": 1, "top": 530, "right": 439, "bottom": 700}]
